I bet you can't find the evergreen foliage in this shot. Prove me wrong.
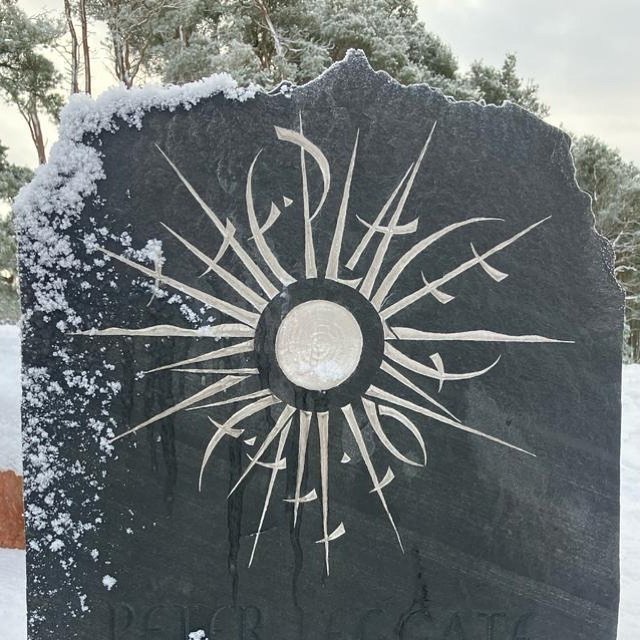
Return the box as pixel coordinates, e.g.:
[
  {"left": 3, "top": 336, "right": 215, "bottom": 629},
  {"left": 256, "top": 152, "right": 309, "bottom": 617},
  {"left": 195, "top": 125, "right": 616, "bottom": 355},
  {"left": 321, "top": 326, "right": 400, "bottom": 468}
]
[
  {"left": 0, "top": 0, "right": 65, "bottom": 164},
  {"left": 573, "top": 135, "right": 640, "bottom": 360},
  {"left": 0, "top": 143, "right": 32, "bottom": 323},
  {"left": 466, "top": 53, "right": 549, "bottom": 117},
  {"left": 87, "top": 0, "right": 544, "bottom": 110}
]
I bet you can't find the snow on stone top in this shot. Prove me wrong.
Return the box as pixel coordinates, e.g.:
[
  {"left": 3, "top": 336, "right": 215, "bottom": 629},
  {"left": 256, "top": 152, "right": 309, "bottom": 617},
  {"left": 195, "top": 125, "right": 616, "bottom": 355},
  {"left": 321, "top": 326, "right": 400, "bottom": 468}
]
[
  {"left": 15, "top": 71, "right": 260, "bottom": 226},
  {"left": 12, "top": 72, "right": 260, "bottom": 327},
  {"left": 58, "top": 73, "right": 260, "bottom": 143}
]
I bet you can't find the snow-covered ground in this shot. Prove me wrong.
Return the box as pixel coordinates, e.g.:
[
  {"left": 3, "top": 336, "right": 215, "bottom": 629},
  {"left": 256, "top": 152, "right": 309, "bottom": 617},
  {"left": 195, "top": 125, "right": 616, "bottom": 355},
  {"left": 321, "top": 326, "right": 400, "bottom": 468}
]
[
  {"left": 620, "top": 364, "right": 640, "bottom": 638},
  {"left": 0, "top": 325, "right": 21, "bottom": 473},
  {"left": 0, "top": 549, "right": 26, "bottom": 640},
  {"left": 0, "top": 325, "right": 25, "bottom": 640},
  {"left": 0, "top": 326, "right": 638, "bottom": 639}
]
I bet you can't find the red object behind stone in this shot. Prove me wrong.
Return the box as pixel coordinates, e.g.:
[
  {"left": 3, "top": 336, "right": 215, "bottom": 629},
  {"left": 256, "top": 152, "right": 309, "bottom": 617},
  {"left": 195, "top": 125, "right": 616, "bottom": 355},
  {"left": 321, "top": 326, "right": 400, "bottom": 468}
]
[{"left": 0, "top": 470, "right": 25, "bottom": 549}]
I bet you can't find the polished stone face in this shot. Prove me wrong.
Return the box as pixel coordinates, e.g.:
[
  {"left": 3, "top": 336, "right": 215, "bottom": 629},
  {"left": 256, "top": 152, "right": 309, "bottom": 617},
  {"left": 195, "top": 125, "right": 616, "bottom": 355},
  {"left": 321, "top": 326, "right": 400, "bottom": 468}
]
[{"left": 20, "top": 52, "right": 622, "bottom": 640}]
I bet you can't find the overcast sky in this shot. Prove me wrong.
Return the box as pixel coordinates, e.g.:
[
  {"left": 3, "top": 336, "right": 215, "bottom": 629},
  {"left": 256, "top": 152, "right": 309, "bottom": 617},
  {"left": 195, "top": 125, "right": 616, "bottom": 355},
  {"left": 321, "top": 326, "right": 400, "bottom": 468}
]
[
  {"left": 416, "top": 0, "right": 640, "bottom": 164},
  {"left": 1, "top": 0, "right": 638, "bottom": 169}
]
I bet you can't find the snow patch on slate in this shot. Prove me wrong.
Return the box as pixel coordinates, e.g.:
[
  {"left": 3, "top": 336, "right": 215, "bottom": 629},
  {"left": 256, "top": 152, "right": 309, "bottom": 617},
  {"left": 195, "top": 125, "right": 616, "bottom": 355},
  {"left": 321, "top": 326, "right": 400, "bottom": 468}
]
[
  {"left": 101, "top": 574, "right": 117, "bottom": 591},
  {"left": 10, "top": 73, "right": 259, "bottom": 626},
  {"left": 13, "top": 72, "right": 258, "bottom": 326}
]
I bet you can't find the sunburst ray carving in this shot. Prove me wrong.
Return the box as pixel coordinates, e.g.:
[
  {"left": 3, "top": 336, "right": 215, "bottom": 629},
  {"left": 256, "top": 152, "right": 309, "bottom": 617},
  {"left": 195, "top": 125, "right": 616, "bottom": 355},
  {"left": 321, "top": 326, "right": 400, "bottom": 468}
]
[{"left": 77, "top": 116, "right": 573, "bottom": 574}]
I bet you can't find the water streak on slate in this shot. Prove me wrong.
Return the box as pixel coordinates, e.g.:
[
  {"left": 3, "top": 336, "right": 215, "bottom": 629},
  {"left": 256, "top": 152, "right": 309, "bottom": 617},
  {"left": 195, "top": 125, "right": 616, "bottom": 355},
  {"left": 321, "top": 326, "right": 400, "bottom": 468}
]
[{"left": 18, "top": 50, "right": 623, "bottom": 640}]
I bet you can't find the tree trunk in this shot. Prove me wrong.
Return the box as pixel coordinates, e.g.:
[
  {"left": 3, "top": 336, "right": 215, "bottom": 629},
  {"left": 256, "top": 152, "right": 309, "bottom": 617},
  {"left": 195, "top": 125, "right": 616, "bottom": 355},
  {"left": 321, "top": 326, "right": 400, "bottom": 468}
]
[
  {"left": 79, "top": 0, "right": 91, "bottom": 94},
  {"left": 124, "top": 40, "right": 132, "bottom": 87},
  {"left": 111, "top": 31, "right": 134, "bottom": 88},
  {"left": 254, "top": 0, "right": 284, "bottom": 78},
  {"left": 255, "top": 0, "right": 283, "bottom": 58},
  {"left": 27, "top": 108, "right": 47, "bottom": 165},
  {"left": 64, "top": 0, "right": 80, "bottom": 94}
]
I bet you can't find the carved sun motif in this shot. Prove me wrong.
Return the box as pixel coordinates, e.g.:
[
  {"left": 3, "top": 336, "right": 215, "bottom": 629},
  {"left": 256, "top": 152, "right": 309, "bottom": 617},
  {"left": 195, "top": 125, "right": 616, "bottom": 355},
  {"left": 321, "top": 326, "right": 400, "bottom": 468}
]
[{"left": 80, "top": 117, "right": 572, "bottom": 573}]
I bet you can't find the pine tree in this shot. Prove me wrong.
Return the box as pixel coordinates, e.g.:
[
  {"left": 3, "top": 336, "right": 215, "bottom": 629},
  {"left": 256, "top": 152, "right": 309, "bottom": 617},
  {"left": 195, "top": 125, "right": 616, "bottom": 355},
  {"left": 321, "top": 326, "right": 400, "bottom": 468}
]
[
  {"left": 0, "top": 0, "right": 63, "bottom": 321},
  {"left": 0, "top": 142, "right": 32, "bottom": 323},
  {"left": 0, "top": 0, "right": 65, "bottom": 164},
  {"left": 91, "top": 0, "right": 543, "bottom": 112},
  {"left": 466, "top": 53, "right": 549, "bottom": 117},
  {"left": 573, "top": 136, "right": 640, "bottom": 360}
]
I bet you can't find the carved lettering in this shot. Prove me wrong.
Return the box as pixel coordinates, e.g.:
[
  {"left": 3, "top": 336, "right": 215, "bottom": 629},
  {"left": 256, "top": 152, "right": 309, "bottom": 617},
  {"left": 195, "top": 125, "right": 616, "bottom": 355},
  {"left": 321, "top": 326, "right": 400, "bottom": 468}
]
[
  {"left": 109, "top": 603, "right": 134, "bottom": 640},
  {"left": 398, "top": 608, "right": 434, "bottom": 640},
  {"left": 442, "top": 612, "right": 466, "bottom": 640},
  {"left": 241, "top": 606, "right": 262, "bottom": 640},
  {"left": 478, "top": 612, "right": 506, "bottom": 640},
  {"left": 209, "top": 605, "right": 262, "bottom": 640},
  {"left": 358, "top": 608, "right": 383, "bottom": 640},
  {"left": 103, "top": 601, "right": 535, "bottom": 640},
  {"left": 210, "top": 605, "right": 236, "bottom": 639},
  {"left": 143, "top": 604, "right": 189, "bottom": 639},
  {"left": 512, "top": 612, "right": 534, "bottom": 640},
  {"left": 325, "top": 607, "right": 352, "bottom": 640}
]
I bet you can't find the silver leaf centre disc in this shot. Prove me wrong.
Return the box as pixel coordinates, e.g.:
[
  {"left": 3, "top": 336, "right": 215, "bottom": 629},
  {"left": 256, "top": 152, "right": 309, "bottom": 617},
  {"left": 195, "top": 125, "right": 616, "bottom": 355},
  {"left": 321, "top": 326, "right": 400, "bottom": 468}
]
[{"left": 275, "top": 300, "right": 364, "bottom": 391}]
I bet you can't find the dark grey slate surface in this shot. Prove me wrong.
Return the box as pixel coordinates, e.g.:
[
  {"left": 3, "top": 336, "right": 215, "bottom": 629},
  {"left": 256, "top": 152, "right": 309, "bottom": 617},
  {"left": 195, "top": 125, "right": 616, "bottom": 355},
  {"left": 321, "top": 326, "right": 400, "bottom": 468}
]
[{"left": 19, "top": 51, "right": 622, "bottom": 640}]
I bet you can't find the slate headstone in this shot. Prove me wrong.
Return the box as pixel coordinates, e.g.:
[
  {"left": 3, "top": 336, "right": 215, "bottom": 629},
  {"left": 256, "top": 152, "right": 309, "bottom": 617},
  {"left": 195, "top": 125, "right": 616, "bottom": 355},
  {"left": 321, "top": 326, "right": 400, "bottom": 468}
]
[{"left": 17, "top": 51, "right": 622, "bottom": 640}]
